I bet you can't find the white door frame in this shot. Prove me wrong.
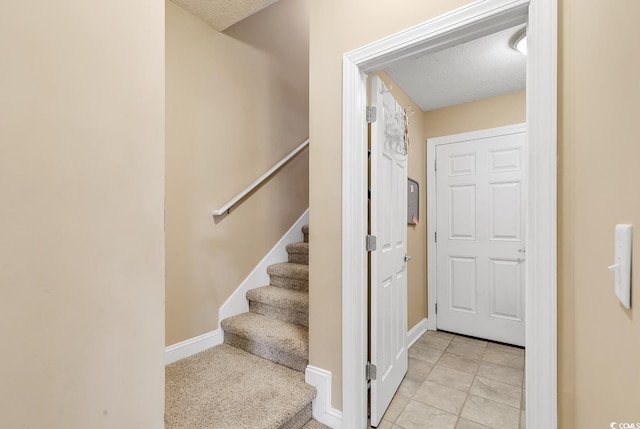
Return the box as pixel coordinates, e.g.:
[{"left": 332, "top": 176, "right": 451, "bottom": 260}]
[
  {"left": 341, "top": 1, "right": 557, "bottom": 428},
  {"left": 426, "top": 123, "right": 527, "bottom": 335}
]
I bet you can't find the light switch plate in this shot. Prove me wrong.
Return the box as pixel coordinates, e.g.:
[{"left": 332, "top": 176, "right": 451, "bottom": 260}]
[{"left": 611, "top": 224, "right": 632, "bottom": 309}]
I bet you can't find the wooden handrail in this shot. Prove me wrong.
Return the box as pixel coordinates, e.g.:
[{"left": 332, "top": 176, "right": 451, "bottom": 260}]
[{"left": 212, "top": 139, "right": 309, "bottom": 216}]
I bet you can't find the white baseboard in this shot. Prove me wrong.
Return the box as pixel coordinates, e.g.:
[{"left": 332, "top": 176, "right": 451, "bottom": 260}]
[
  {"left": 305, "top": 366, "right": 343, "bottom": 429},
  {"left": 407, "top": 318, "right": 429, "bottom": 348},
  {"left": 165, "top": 329, "right": 223, "bottom": 365},
  {"left": 218, "top": 209, "right": 309, "bottom": 326}
]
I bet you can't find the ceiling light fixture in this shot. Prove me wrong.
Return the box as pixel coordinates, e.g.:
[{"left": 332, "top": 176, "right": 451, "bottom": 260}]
[{"left": 511, "top": 29, "right": 527, "bottom": 55}]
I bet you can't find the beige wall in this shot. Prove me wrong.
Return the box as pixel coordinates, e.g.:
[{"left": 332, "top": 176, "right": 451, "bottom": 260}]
[
  {"left": 561, "top": 0, "right": 640, "bottom": 426},
  {"left": 165, "top": 0, "right": 310, "bottom": 345},
  {"left": 310, "top": 0, "right": 640, "bottom": 422},
  {"left": 424, "top": 90, "right": 526, "bottom": 139},
  {"left": 0, "top": 1, "right": 165, "bottom": 427}
]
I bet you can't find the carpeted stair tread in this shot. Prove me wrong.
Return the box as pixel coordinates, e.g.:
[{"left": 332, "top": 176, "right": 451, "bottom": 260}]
[
  {"left": 268, "top": 263, "right": 309, "bottom": 291},
  {"left": 268, "top": 262, "right": 309, "bottom": 279},
  {"left": 248, "top": 286, "right": 309, "bottom": 326},
  {"left": 302, "top": 420, "right": 331, "bottom": 429},
  {"left": 222, "top": 313, "right": 308, "bottom": 371},
  {"left": 248, "top": 286, "right": 309, "bottom": 312},
  {"left": 165, "top": 344, "right": 316, "bottom": 429},
  {"left": 286, "top": 242, "right": 309, "bottom": 254},
  {"left": 286, "top": 242, "right": 309, "bottom": 264}
]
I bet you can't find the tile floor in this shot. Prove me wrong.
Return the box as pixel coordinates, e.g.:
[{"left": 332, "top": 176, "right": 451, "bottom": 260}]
[{"left": 371, "top": 330, "right": 525, "bottom": 429}]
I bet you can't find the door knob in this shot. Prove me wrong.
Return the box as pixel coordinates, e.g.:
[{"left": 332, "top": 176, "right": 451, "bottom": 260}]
[{"left": 404, "top": 254, "right": 412, "bottom": 262}]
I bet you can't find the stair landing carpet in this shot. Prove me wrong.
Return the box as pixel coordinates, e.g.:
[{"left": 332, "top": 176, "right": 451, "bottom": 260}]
[{"left": 165, "top": 344, "right": 315, "bottom": 429}]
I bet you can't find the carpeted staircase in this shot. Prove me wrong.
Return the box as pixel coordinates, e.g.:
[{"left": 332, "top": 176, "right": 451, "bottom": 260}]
[{"left": 166, "top": 225, "right": 328, "bottom": 429}]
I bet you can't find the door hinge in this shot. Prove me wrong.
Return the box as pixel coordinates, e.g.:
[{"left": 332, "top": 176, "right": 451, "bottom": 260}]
[
  {"left": 435, "top": 303, "right": 438, "bottom": 314},
  {"left": 434, "top": 160, "right": 437, "bottom": 171},
  {"left": 366, "top": 235, "right": 377, "bottom": 252},
  {"left": 366, "top": 362, "right": 377, "bottom": 381},
  {"left": 435, "top": 231, "right": 437, "bottom": 243},
  {"left": 366, "top": 106, "right": 377, "bottom": 123}
]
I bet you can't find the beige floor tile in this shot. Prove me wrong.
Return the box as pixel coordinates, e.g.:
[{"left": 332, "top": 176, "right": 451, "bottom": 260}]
[
  {"left": 425, "top": 330, "right": 456, "bottom": 340},
  {"left": 413, "top": 380, "right": 468, "bottom": 415},
  {"left": 469, "top": 376, "right": 521, "bottom": 408},
  {"left": 520, "top": 410, "right": 526, "bottom": 428},
  {"left": 397, "top": 373, "right": 424, "bottom": 397},
  {"left": 395, "top": 400, "right": 458, "bottom": 429},
  {"left": 439, "top": 352, "right": 480, "bottom": 375},
  {"left": 382, "top": 393, "right": 410, "bottom": 422},
  {"left": 482, "top": 348, "right": 525, "bottom": 370},
  {"left": 486, "top": 342, "right": 525, "bottom": 356},
  {"left": 477, "top": 361, "right": 523, "bottom": 387},
  {"left": 456, "top": 418, "right": 491, "bottom": 429},
  {"left": 452, "top": 335, "right": 489, "bottom": 348},
  {"left": 416, "top": 334, "right": 452, "bottom": 351},
  {"left": 446, "top": 341, "right": 486, "bottom": 360},
  {"left": 461, "top": 395, "right": 520, "bottom": 429},
  {"left": 407, "top": 357, "right": 434, "bottom": 379},
  {"left": 409, "top": 343, "right": 443, "bottom": 364},
  {"left": 373, "top": 419, "right": 394, "bottom": 429},
  {"left": 427, "top": 364, "right": 475, "bottom": 392}
]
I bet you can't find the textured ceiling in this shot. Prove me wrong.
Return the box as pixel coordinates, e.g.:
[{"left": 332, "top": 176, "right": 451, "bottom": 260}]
[
  {"left": 170, "top": 0, "right": 280, "bottom": 31},
  {"left": 384, "top": 25, "right": 526, "bottom": 112}
]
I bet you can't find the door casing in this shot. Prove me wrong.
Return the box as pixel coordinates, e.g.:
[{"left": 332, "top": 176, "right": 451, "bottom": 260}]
[{"left": 341, "top": 1, "right": 557, "bottom": 428}]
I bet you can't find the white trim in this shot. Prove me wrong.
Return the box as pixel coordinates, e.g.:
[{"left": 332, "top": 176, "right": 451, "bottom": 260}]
[
  {"left": 341, "top": 1, "right": 557, "bottom": 428},
  {"left": 165, "top": 329, "right": 222, "bottom": 365},
  {"left": 219, "top": 209, "right": 309, "bottom": 326},
  {"left": 305, "top": 366, "right": 343, "bottom": 429},
  {"left": 341, "top": 57, "right": 368, "bottom": 429},
  {"left": 525, "top": 0, "right": 558, "bottom": 426},
  {"left": 426, "top": 123, "right": 527, "bottom": 334},
  {"left": 407, "top": 318, "right": 429, "bottom": 348}
]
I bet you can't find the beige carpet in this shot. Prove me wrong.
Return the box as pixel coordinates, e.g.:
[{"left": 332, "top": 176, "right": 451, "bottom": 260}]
[
  {"left": 165, "top": 344, "right": 316, "bottom": 429},
  {"left": 166, "top": 225, "right": 329, "bottom": 428}
]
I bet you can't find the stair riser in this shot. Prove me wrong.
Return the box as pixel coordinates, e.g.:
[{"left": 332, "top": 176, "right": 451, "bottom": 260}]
[
  {"left": 224, "top": 332, "right": 308, "bottom": 372},
  {"left": 281, "top": 403, "right": 313, "bottom": 429},
  {"left": 288, "top": 253, "right": 309, "bottom": 265},
  {"left": 270, "top": 276, "right": 308, "bottom": 291},
  {"left": 249, "top": 301, "right": 309, "bottom": 327}
]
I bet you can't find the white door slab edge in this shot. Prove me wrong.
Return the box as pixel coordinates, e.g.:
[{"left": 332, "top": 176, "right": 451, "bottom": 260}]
[
  {"left": 426, "top": 123, "right": 527, "bottom": 337},
  {"left": 219, "top": 208, "right": 309, "bottom": 325},
  {"left": 305, "top": 366, "right": 343, "bottom": 429},
  {"left": 165, "top": 329, "right": 223, "bottom": 365},
  {"left": 341, "top": 0, "right": 557, "bottom": 428}
]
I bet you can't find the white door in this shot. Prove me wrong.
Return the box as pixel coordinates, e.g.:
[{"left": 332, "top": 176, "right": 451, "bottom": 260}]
[
  {"left": 369, "top": 76, "right": 408, "bottom": 427},
  {"left": 435, "top": 125, "right": 526, "bottom": 346}
]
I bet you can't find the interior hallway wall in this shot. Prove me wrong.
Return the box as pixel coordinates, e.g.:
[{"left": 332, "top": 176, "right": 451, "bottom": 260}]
[
  {"left": 165, "top": 0, "right": 310, "bottom": 346},
  {"left": 0, "top": 0, "right": 165, "bottom": 427},
  {"left": 424, "top": 90, "right": 526, "bottom": 139},
  {"left": 560, "top": 0, "right": 640, "bottom": 426}
]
